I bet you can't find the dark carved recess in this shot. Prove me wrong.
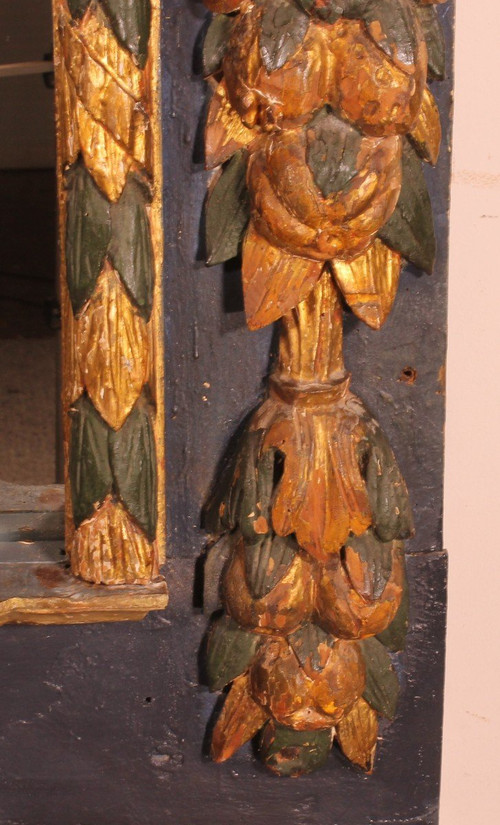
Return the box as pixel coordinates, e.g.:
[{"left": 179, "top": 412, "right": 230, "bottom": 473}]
[{"left": 0, "top": 1, "right": 453, "bottom": 822}]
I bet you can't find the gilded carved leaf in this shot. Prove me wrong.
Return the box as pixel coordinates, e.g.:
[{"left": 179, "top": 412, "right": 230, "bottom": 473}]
[
  {"left": 416, "top": 2, "right": 445, "bottom": 80},
  {"left": 61, "top": 287, "right": 85, "bottom": 405},
  {"left": 205, "top": 81, "right": 255, "bottom": 170},
  {"left": 205, "top": 149, "right": 250, "bottom": 265},
  {"left": 109, "top": 395, "right": 157, "bottom": 539},
  {"left": 378, "top": 140, "right": 436, "bottom": 273},
  {"left": 333, "top": 239, "right": 402, "bottom": 330},
  {"left": 259, "top": 0, "right": 309, "bottom": 73},
  {"left": 259, "top": 722, "right": 333, "bottom": 777},
  {"left": 409, "top": 86, "right": 442, "bottom": 165},
  {"left": 211, "top": 673, "right": 269, "bottom": 763},
  {"left": 206, "top": 614, "right": 261, "bottom": 692},
  {"left": 77, "top": 100, "right": 133, "bottom": 203},
  {"left": 65, "top": 162, "right": 111, "bottom": 315},
  {"left": 360, "top": 636, "right": 400, "bottom": 719},
  {"left": 60, "top": 3, "right": 149, "bottom": 201},
  {"left": 59, "top": 9, "right": 147, "bottom": 159},
  {"left": 109, "top": 174, "right": 154, "bottom": 319},
  {"left": 202, "top": 14, "right": 233, "bottom": 77},
  {"left": 56, "top": 46, "right": 81, "bottom": 166},
  {"left": 71, "top": 495, "right": 156, "bottom": 584},
  {"left": 242, "top": 223, "right": 324, "bottom": 329},
  {"left": 336, "top": 696, "right": 378, "bottom": 772},
  {"left": 76, "top": 264, "right": 148, "bottom": 430},
  {"left": 68, "top": 394, "right": 113, "bottom": 527}
]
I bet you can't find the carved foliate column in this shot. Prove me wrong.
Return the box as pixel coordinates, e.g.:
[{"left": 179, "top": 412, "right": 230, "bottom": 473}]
[
  {"left": 52, "top": 0, "right": 166, "bottom": 587},
  {"left": 202, "top": 0, "right": 446, "bottom": 775}
]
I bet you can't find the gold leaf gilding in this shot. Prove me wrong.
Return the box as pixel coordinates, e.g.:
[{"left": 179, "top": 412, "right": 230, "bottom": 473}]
[
  {"left": 205, "top": 80, "right": 255, "bottom": 170},
  {"left": 76, "top": 263, "right": 148, "bottom": 430},
  {"left": 336, "top": 696, "right": 378, "bottom": 772},
  {"left": 242, "top": 222, "right": 324, "bottom": 330},
  {"left": 211, "top": 673, "right": 269, "bottom": 763},
  {"left": 71, "top": 496, "right": 158, "bottom": 585},
  {"left": 57, "top": 5, "right": 148, "bottom": 201},
  {"left": 409, "top": 86, "right": 442, "bottom": 165},
  {"left": 333, "top": 239, "right": 402, "bottom": 330}
]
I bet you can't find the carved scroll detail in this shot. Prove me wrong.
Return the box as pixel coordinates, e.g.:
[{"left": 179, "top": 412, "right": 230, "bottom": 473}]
[
  {"left": 53, "top": 0, "right": 165, "bottom": 585},
  {"left": 202, "top": 0, "right": 446, "bottom": 775}
]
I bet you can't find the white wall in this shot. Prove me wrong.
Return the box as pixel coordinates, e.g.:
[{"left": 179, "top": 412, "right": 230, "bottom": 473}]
[{"left": 441, "top": 1, "right": 500, "bottom": 822}]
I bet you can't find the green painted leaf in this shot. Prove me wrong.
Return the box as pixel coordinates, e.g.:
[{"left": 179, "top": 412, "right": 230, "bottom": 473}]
[
  {"left": 206, "top": 614, "right": 261, "bottom": 691},
  {"left": 109, "top": 174, "right": 154, "bottom": 320},
  {"left": 259, "top": 0, "right": 309, "bottom": 73},
  {"left": 219, "top": 428, "right": 275, "bottom": 543},
  {"left": 101, "top": 0, "right": 151, "bottom": 69},
  {"left": 295, "top": 0, "right": 343, "bottom": 24},
  {"left": 244, "top": 533, "right": 297, "bottom": 599},
  {"left": 360, "top": 636, "right": 400, "bottom": 719},
  {"left": 65, "top": 162, "right": 111, "bottom": 316},
  {"left": 109, "top": 395, "right": 157, "bottom": 540},
  {"left": 204, "top": 534, "right": 233, "bottom": 615},
  {"left": 67, "top": 0, "right": 92, "bottom": 18},
  {"left": 288, "top": 623, "right": 335, "bottom": 672},
  {"left": 344, "top": 0, "right": 420, "bottom": 70},
  {"left": 362, "top": 418, "right": 414, "bottom": 543},
  {"left": 203, "top": 14, "right": 233, "bottom": 77},
  {"left": 378, "top": 139, "right": 436, "bottom": 273},
  {"left": 377, "top": 564, "right": 409, "bottom": 651},
  {"left": 69, "top": 395, "right": 113, "bottom": 527},
  {"left": 306, "top": 107, "right": 362, "bottom": 198},
  {"left": 205, "top": 149, "right": 250, "bottom": 265},
  {"left": 344, "top": 530, "right": 393, "bottom": 601},
  {"left": 259, "top": 722, "right": 333, "bottom": 777},
  {"left": 416, "top": 4, "right": 445, "bottom": 80}
]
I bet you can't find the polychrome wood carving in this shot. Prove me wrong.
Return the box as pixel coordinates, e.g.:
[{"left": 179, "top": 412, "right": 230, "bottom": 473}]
[
  {"left": 202, "top": 0, "right": 446, "bottom": 775},
  {"left": 52, "top": 0, "right": 166, "bottom": 587}
]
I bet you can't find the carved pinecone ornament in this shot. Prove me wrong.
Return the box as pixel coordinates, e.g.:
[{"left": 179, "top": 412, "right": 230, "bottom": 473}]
[{"left": 202, "top": 0, "right": 446, "bottom": 776}]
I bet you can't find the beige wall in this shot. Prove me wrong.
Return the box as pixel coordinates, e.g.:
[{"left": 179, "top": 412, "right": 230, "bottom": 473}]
[
  {"left": 0, "top": 0, "right": 55, "bottom": 168},
  {"left": 441, "top": 1, "right": 500, "bottom": 822}
]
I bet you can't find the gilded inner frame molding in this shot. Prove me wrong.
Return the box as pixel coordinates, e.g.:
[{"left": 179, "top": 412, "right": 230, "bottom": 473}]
[{"left": 52, "top": 0, "right": 166, "bottom": 590}]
